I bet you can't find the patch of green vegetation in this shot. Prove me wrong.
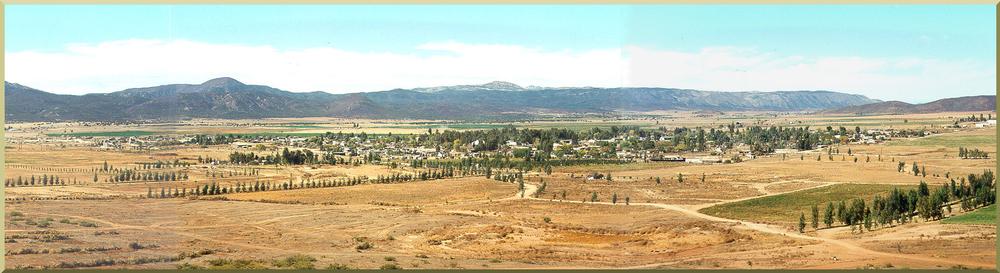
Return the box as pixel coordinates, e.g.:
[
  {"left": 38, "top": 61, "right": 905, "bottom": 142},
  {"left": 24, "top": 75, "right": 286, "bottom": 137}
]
[
  {"left": 176, "top": 262, "right": 206, "bottom": 270},
  {"left": 891, "top": 134, "right": 996, "bottom": 148},
  {"left": 326, "top": 263, "right": 352, "bottom": 270},
  {"left": 46, "top": 130, "right": 159, "bottom": 137},
  {"left": 942, "top": 204, "right": 996, "bottom": 225},
  {"left": 204, "top": 259, "right": 269, "bottom": 269},
  {"left": 700, "top": 184, "right": 924, "bottom": 223},
  {"left": 271, "top": 254, "right": 317, "bottom": 269},
  {"left": 224, "top": 132, "right": 328, "bottom": 137},
  {"left": 553, "top": 161, "right": 684, "bottom": 173},
  {"left": 188, "top": 254, "right": 313, "bottom": 270},
  {"left": 380, "top": 263, "right": 402, "bottom": 270},
  {"left": 381, "top": 123, "right": 513, "bottom": 130},
  {"left": 279, "top": 125, "right": 326, "bottom": 129}
]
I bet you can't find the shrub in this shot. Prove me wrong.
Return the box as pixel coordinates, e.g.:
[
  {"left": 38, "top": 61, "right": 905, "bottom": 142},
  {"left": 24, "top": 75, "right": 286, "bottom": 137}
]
[
  {"left": 356, "top": 242, "right": 373, "bottom": 250},
  {"left": 380, "top": 263, "right": 402, "bottom": 270},
  {"left": 326, "top": 263, "right": 352, "bottom": 270},
  {"left": 272, "top": 254, "right": 317, "bottom": 269},
  {"left": 205, "top": 258, "right": 268, "bottom": 269},
  {"left": 176, "top": 263, "right": 206, "bottom": 270}
]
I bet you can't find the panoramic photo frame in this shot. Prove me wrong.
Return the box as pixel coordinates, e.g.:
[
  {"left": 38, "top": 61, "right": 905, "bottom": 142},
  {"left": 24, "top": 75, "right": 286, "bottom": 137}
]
[{"left": 0, "top": 1, "right": 997, "bottom": 271}]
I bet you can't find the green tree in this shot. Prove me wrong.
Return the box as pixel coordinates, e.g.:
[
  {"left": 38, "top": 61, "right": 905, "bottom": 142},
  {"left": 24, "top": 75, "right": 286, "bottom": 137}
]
[
  {"left": 824, "top": 202, "right": 834, "bottom": 228},
  {"left": 798, "top": 212, "right": 806, "bottom": 233},
  {"left": 836, "top": 201, "right": 848, "bottom": 225},
  {"left": 918, "top": 180, "right": 929, "bottom": 196},
  {"left": 811, "top": 204, "right": 819, "bottom": 229}
]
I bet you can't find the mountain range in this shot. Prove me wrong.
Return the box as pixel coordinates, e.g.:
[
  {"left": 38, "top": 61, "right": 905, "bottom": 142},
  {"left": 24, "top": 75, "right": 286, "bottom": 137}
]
[
  {"left": 822, "top": 95, "right": 996, "bottom": 115},
  {"left": 2, "top": 77, "right": 988, "bottom": 121}
]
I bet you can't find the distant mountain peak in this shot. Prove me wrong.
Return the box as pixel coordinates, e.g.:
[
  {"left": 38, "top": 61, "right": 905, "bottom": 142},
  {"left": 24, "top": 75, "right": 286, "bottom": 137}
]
[
  {"left": 412, "top": 81, "right": 525, "bottom": 93},
  {"left": 479, "top": 81, "right": 523, "bottom": 90},
  {"left": 201, "top": 77, "right": 245, "bottom": 88}
]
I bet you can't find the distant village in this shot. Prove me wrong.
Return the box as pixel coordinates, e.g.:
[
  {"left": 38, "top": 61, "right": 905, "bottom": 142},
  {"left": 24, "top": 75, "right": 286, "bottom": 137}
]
[{"left": 8, "top": 119, "right": 978, "bottom": 166}]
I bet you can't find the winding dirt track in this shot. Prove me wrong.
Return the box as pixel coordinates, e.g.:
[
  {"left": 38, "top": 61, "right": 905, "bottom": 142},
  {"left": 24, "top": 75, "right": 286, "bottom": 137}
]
[
  {"left": 11, "top": 178, "right": 992, "bottom": 269},
  {"left": 515, "top": 181, "right": 995, "bottom": 269}
]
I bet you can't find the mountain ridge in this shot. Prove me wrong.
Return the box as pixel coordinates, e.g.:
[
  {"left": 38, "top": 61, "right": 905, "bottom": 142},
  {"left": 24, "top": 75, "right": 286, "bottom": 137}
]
[
  {"left": 1, "top": 77, "right": 912, "bottom": 121},
  {"left": 821, "top": 95, "right": 996, "bottom": 115}
]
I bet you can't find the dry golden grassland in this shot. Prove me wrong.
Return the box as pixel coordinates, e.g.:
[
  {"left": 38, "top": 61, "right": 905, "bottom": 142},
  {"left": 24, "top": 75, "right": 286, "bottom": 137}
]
[{"left": 4, "top": 113, "right": 996, "bottom": 269}]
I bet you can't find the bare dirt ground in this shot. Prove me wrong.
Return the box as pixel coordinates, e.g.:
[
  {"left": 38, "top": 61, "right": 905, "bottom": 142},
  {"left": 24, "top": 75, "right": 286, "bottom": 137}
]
[{"left": 4, "top": 116, "right": 996, "bottom": 269}]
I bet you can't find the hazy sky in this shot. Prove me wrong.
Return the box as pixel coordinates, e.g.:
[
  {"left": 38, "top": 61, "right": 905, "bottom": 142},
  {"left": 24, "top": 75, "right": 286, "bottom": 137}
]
[{"left": 4, "top": 5, "right": 995, "bottom": 103}]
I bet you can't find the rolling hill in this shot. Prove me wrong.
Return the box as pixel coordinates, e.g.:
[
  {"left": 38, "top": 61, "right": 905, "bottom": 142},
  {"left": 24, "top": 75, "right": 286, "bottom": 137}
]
[{"left": 822, "top": 95, "right": 996, "bottom": 115}]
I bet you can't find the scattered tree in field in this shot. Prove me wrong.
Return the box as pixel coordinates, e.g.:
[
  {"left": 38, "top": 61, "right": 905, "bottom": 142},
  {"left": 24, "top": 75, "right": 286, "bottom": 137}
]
[
  {"left": 798, "top": 212, "right": 806, "bottom": 233},
  {"left": 824, "top": 202, "right": 834, "bottom": 228},
  {"left": 811, "top": 204, "right": 819, "bottom": 229},
  {"left": 959, "top": 147, "right": 990, "bottom": 159}
]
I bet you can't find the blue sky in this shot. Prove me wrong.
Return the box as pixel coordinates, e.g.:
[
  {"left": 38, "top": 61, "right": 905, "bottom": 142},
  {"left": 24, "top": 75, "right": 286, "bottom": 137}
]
[{"left": 4, "top": 5, "right": 996, "bottom": 103}]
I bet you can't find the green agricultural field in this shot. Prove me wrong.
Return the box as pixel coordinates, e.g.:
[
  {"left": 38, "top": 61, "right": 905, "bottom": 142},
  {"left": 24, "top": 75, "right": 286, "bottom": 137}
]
[
  {"left": 890, "top": 134, "right": 996, "bottom": 148},
  {"left": 279, "top": 125, "right": 326, "bottom": 129},
  {"left": 552, "top": 161, "right": 686, "bottom": 174},
  {"left": 46, "top": 130, "right": 159, "bottom": 137},
  {"left": 699, "top": 183, "right": 923, "bottom": 224},
  {"left": 942, "top": 204, "right": 996, "bottom": 225}
]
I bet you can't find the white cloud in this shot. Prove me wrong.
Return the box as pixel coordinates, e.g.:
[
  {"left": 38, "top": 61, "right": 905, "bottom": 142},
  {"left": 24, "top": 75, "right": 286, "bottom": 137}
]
[
  {"left": 624, "top": 46, "right": 994, "bottom": 103},
  {"left": 5, "top": 39, "right": 994, "bottom": 103}
]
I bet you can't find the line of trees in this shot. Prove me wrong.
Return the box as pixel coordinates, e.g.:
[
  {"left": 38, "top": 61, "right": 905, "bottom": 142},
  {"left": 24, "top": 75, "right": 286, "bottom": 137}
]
[
  {"left": 957, "top": 113, "right": 992, "bottom": 123},
  {"left": 409, "top": 156, "right": 626, "bottom": 178},
  {"left": 109, "top": 170, "right": 188, "bottom": 183},
  {"left": 803, "top": 170, "right": 995, "bottom": 233},
  {"left": 959, "top": 147, "right": 989, "bottom": 159},
  {"left": 5, "top": 175, "right": 80, "bottom": 187},
  {"left": 138, "top": 160, "right": 191, "bottom": 169},
  {"left": 228, "top": 148, "right": 318, "bottom": 165},
  {"left": 147, "top": 167, "right": 464, "bottom": 199}
]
